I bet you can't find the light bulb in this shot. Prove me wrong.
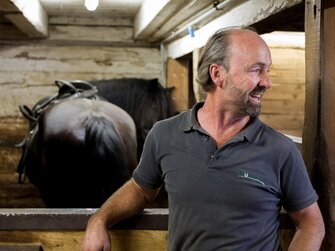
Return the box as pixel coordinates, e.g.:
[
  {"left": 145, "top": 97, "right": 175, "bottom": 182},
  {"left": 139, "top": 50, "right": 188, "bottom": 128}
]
[{"left": 85, "top": 0, "right": 99, "bottom": 11}]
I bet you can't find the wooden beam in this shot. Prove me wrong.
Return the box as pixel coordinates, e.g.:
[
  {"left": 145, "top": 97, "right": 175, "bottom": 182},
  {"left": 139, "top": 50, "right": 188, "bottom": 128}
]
[
  {"left": 302, "top": 0, "right": 321, "bottom": 174},
  {"left": 134, "top": 0, "right": 182, "bottom": 40},
  {"left": 0, "top": 208, "right": 294, "bottom": 231},
  {"left": 0, "top": 230, "right": 167, "bottom": 251},
  {"left": 303, "top": 0, "right": 335, "bottom": 250},
  {"left": 0, "top": 208, "right": 169, "bottom": 230},
  {"left": 0, "top": 0, "right": 48, "bottom": 38},
  {"left": 164, "top": 0, "right": 302, "bottom": 59},
  {"left": 149, "top": 1, "right": 214, "bottom": 42}
]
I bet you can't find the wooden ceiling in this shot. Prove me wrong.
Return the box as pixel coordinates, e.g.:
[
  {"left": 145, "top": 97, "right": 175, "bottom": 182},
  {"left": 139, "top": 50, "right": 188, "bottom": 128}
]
[
  {"left": 0, "top": 0, "right": 304, "bottom": 45},
  {"left": 0, "top": 0, "right": 219, "bottom": 43}
]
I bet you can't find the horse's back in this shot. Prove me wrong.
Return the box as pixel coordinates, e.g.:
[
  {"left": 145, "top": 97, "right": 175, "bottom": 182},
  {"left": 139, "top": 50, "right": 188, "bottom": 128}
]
[{"left": 26, "top": 98, "right": 137, "bottom": 208}]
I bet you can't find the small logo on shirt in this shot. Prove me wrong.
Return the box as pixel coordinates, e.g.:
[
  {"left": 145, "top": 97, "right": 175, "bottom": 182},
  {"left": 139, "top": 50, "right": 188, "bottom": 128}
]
[{"left": 238, "top": 171, "right": 265, "bottom": 186}]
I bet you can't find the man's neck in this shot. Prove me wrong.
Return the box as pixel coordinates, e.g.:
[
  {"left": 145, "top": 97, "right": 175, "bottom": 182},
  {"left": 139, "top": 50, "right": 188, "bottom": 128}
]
[{"left": 197, "top": 100, "right": 251, "bottom": 148}]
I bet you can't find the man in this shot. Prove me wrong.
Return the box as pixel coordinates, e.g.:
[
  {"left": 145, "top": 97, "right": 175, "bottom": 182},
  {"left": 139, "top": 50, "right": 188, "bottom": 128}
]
[{"left": 81, "top": 27, "right": 325, "bottom": 250}]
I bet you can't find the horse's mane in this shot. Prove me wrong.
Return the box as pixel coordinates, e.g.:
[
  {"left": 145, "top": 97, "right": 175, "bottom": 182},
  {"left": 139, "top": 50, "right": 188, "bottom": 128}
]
[{"left": 90, "top": 78, "right": 175, "bottom": 119}]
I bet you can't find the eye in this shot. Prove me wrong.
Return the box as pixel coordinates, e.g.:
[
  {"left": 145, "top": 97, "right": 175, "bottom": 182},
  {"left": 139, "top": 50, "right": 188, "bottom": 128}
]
[{"left": 249, "top": 68, "right": 261, "bottom": 74}]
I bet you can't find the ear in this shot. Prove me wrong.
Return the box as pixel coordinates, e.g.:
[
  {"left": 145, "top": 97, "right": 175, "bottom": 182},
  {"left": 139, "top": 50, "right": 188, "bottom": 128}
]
[{"left": 209, "top": 64, "right": 225, "bottom": 88}]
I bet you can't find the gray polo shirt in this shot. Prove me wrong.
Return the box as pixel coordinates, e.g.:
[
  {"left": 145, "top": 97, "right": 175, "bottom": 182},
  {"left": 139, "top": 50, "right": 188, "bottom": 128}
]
[{"left": 133, "top": 102, "right": 318, "bottom": 251}]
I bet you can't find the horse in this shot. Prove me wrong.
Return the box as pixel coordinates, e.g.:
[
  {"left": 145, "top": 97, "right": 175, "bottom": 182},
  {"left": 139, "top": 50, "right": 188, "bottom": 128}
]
[
  {"left": 17, "top": 79, "right": 175, "bottom": 207},
  {"left": 17, "top": 81, "right": 137, "bottom": 208},
  {"left": 85, "top": 78, "right": 176, "bottom": 158}
]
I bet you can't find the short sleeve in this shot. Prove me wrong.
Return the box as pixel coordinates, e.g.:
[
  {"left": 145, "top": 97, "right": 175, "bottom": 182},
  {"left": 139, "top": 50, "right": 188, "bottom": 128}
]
[
  {"left": 280, "top": 145, "right": 318, "bottom": 212},
  {"left": 132, "top": 125, "right": 164, "bottom": 189}
]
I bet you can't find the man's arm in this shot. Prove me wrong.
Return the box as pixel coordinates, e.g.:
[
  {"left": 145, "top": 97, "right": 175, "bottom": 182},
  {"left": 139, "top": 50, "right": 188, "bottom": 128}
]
[
  {"left": 288, "top": 202, "right": 325, "bottom": 251},
  {"left": 81, "top": 178, "right": 160, "bottom": 251}
]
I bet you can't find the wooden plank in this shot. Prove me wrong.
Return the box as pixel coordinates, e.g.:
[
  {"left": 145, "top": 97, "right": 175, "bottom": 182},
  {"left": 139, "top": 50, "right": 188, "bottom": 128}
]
[
  {"left": 134, "top": 0, "right": 191, "bottom": 40},
  {"left": 318, "top": 1, "right": 335, "bottom": 250},
  {"left": 261, "top": 100, "right": 305, "bottom": 115},
  {"left": 0, "top": 149, "right": 21, "bottom": 173},
  {"left": 303, "top": 0, "right": 335, "bottom": 249},
  {"left": 0, "top": 243, "right": 43, "bottom": 251},
  {"left": 264, "top": 84, "right": 305, "bottom": 100},
  {"left": 0, "top": 173, "right": 45, "bottom": 208},
  {"left": 150, "top": 1, "right": 214, "bottom": 42},
  {"left": 49, "top": 16, "right": 133, "bottom": 27},
  {"left": 165, "top": 0, "right": 302, "bottom": 59},
  {"left": 1, "top": 0, "right": 48, "bottom": 38},
  {"left": 302, "top": 1, "right": 321, "bottom": 174},
  {"left": 0, "top": 44, "right": 161, "bottom": 117},
  {"left": 166, "top": 58, "right": 189, "bottom": 112},
  {"left": 0, "top": 208, "right": 294, "bottom": 230},
  {"left": 0, "top": 208, "right": 169, "bottom": 230},
  {"left": 0, "top": 23, "right": 28, "bottom": 39},
  {"left": 0, "top": 230, "right": 167, "bottom": 251},
  {"left": 260, "top": 114, "right": 304, "bottom": 131},
  {"left": 0, "top": 0, "right": 18, "bottom": 11},
  {"left": 134, "top": 0, "right": 215, "bottom": 41},
  {"left": 48, "top": 25, "right": 133, "bottom": 43}
]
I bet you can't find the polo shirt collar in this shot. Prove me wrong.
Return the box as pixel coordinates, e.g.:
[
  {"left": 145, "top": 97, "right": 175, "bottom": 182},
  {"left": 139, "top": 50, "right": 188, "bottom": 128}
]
[{"left": 179, "top": 102, "right": 263, "bottom": 143}]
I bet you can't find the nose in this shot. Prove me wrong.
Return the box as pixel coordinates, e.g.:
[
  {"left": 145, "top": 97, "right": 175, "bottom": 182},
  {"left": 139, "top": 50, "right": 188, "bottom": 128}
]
[{"left": 259, "top": 71, "right": 272, "bottom": 89}]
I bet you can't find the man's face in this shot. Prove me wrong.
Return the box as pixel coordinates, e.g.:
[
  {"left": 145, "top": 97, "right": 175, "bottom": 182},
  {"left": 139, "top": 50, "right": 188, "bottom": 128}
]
[
  {"left": 223, "top": 32, "right": 272, "bottom": 117},
  {"left": 223, "top": 75, "right": 266, "bottom": 117}
]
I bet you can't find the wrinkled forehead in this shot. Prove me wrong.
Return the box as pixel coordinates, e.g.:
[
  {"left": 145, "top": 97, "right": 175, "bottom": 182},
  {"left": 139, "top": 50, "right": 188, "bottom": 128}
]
[{"left": 228, "top": 31, "right": 272, "bottom": 67}]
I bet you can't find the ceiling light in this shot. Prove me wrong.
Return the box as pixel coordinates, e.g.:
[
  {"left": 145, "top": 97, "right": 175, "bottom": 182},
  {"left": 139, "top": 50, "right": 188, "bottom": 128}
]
[{"left": 85, "top": 0, "right": 99, "bottom": 11}]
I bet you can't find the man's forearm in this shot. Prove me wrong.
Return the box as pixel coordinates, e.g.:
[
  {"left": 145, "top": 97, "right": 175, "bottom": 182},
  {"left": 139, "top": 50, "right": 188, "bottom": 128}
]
[
  {"left": 288, "top": 203, "right": 325, "bottom": 251},
  {"left": 94, "top": 178, "right": 152, "bottom": 228},
  {"left": 288, "top": 227, "right": 324, "bottom": 251}
]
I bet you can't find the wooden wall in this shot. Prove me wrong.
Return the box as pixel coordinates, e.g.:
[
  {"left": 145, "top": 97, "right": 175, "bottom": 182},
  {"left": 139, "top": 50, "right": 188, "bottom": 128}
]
[
  {"left": 260, "top": 32, "right": 305, "bottom": 137},
  {"left": 0, "top": 24, "right": 161, "bottom": 207}
]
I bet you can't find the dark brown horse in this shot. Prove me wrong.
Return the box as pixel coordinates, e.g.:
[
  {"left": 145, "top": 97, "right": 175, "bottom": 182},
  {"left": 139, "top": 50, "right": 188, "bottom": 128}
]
[{"left": 17, "top": 79, "right": 175, "bottom": 207}]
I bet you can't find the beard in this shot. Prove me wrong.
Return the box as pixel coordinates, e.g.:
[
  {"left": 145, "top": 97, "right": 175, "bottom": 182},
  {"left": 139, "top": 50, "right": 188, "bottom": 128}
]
[{"left": 224, "top": 78, "right": 265, "bottom": 117}]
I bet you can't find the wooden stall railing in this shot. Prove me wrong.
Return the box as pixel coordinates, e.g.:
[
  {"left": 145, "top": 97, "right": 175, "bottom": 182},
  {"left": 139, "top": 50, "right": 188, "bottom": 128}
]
[
  {"left": 0, "top": 208, "right": 294, "bottom": 251},
  {"left": 0, "top": 208, "right": 168, "bottom": 251}
]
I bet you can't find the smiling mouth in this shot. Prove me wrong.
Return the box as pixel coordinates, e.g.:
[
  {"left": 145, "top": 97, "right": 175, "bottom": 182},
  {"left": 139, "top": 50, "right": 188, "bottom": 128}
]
[{"left": 249, "top": 93, "right": 263, "bottom": 103}]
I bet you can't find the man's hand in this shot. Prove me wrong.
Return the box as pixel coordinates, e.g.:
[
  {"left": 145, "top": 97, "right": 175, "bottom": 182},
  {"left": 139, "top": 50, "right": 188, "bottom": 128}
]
[{"left": 81, "top": 215, "right": 111, "bottom": 251}]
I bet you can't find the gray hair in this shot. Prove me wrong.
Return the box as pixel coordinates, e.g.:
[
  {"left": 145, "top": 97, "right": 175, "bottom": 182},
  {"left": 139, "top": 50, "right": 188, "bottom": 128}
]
[{"left": 196, "top": 26, "right": 257, "bottom": 92}]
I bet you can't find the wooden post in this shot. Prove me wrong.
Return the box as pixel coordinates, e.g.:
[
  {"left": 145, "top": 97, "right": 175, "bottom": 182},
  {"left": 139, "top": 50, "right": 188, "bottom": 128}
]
[
  {"left": 166, "top": 57, "right": 190, "bottom": 112},
  {"left": 303, "top": 0, "right": 335, "bottom": 249}
]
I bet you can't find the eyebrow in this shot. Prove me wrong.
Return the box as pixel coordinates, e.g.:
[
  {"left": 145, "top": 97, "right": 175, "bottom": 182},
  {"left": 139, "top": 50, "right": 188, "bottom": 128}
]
[
  {"left": 250, "top": 63, "right": 266, "bottom": 68},
  {"left": 248, "top": 62, "right": 272, "bottom": 69}
]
